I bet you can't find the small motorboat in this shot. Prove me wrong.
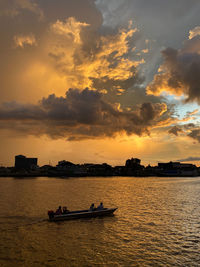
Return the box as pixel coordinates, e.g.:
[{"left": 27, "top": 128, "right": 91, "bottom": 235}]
[{"left": 48, "top": 207, "right": 117, "bottom": 221}]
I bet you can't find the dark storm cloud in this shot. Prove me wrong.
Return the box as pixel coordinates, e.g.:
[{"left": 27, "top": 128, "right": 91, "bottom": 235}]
[
  {"left": 0, "top": 0, "right": 194, "bottom": 140},
  {"left": 96, "top": 0, "right": 200, "bottom": 43},
  {"left": 0, "top": 0, "right": 102, "bottom": 47},
  {"left": 0, "top": 0, "right": 102, "bottom": 49},
  {"left": 39, "top": 0, "right": 102, "bottom": 28},
  {"left": 96, "top": 0, "right": 200, "bottom": 75},
  {"left": 0, "top": 88, "right": 167, "bottom": 139},
  {"left": 0, "top": 0, "right": 43, "bottom": 19},
  {"left": 0, "top": 0, "right": 152, "bottom": 109},
  {"left": 47, "top": 18, "right": 144, "bottom": 96},
  {"left": 168, "top": 126, "right": 182, "bottom": 136},
  {"left": 0, "top": 0, "right": 103, "bottom": 102},
  {"left": 147, "top": 36, "right": 200, "bottom": 103}
]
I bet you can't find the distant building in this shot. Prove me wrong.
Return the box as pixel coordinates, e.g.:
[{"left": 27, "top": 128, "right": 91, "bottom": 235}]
[
  {"left": 157, "top": 161, "right": 198, "bottom": 176},
  {"left": 125, "top": 158, "right": 141, "bottom": 168},
  {"left": 15, "top": 155, "right": 38, "bottom": 170},
  {"left": 84, "top": 163, "right": 113, "bottom": 176},
  {"left": 56, "top": 160, "right": 88, "bottom": 176},
  {"left": 125, "top": 158, "right": 144, "bottom": 176},
  {"left": 56, "top": 160, "right": 75, "bottom": 169},
  {"left": 158, "top": 162, "right": 181, "bottom": 170}
]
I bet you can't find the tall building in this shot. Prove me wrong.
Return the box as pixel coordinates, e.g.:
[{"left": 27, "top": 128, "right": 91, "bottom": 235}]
[
  {"left": 125, "top": 158, "right": 141, "bottom": 168},
  {"left": 15, "top": 155, "right": 38, "bottom": 170}
]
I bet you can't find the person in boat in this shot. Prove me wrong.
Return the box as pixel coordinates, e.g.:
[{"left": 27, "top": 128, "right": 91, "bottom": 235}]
[
  {"left": 55, "top": 206, "right": 62, "bottom": 215},
  {"left": 48, "top": 210, "right": 54, "bottom": 219},
  {"left": 97, "top": 202, "right": 104, "bottom": 210},
  {"left": 89, "top": 203, "right": 96, "bottom": 211},
  {"left": 62, "top": 206, "right": 69, "bottom": 214}
]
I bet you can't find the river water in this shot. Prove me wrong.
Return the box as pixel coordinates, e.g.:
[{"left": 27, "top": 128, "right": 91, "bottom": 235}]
[{"left": 0, "top": 177, "right": 200, "bottom": 266}]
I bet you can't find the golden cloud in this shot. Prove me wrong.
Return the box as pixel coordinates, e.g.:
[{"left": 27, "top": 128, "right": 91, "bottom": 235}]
[
  {"left": 189, "top": 26, "right": 200, "bottom": 39},
  {"left": 187, "top": 109, "right": 199, "bottom": 116},
  {"left": 47, "top": 17, "right": 144, "bottom": 93},
  {"left": 51, "top": 17, "right": 89, "bottom": 44},
  {"left": 146, "top": 37, "right": 200, "bottom": 103},
  {"left": 14, "top": 33, "right": 37, "bottom": 48}
]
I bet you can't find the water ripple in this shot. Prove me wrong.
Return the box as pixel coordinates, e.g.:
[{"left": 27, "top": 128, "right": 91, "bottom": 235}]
[{"left": 0, "top": 177, "right": 200, "bottom": 266}]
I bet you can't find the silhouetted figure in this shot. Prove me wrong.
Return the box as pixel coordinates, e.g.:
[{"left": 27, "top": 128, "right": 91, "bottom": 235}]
[
  {"left": 55, "top": 206, "right": 62, "bottom": 215},
  {"left": 90, "top": 203, "right": 96, "bottom": 211},
  {"left": 97, "top": 202, "right": 104, "bottom": 210},
  {"left": 63, "top": 206, "right": 69, "bottom": 214},
  {"left": 48, "top": 210, "right": 54, "bottom": 219}
]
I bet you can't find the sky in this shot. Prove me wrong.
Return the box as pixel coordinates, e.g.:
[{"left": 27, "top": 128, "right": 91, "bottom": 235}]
[{"left": 1, "top": 0, "right": 200, "bottom": 167}]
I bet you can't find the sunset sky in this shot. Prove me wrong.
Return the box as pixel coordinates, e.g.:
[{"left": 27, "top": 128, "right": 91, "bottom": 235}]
[{"left": 1, "top": 0, "right": 200, "bottom": 167}]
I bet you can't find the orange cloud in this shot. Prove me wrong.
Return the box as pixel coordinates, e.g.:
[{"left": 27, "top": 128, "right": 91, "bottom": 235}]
[
  {"left": 51, "top": 17, "right": 89, "bottom": 44},
  {"left": 14, "top": 33, "right": 37, "bottom": 48},
  {"left": 187, "top": 109, "right": 199, "bottom": 116},
  {"left": 47, "top": 18, "right": 144, "bottom": 93},
  {"left": 189, "top": 26, "right": 200, "bottom": 39},
  {"left": 146, "top": 39, "right": 200, "bottom": 103}
]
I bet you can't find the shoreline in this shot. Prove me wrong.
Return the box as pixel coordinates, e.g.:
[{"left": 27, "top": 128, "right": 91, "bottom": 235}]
[{"left": 0, "top": 174, "right": 200, "bottom": 178}]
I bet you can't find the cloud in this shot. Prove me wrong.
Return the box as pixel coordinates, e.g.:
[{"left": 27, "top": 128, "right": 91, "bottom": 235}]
[
  {"left": 0, "top": 0, "right": 104, "bottom": 102},
  {"left": 183, "top": 123, "right": 195, "bottom": 129},
  {"left": 0, "top": 0, "right": 43, "bottom": 19},
  {"left": 189, "top": 26, "right": 200, "bottom": 39},
  {"left": 51, "top": 17, "right": 89, "bottom": 44},
  {"left": 176, "top": 156, "right": 200, "bottom": 162},
  {"left": 0, "top": 88, "right": 168, "bottom": 140},
  {"left": 45, "top": 17, "right": 145, "bottom": 96},
  {"left": 14, "top": 33, "right": 36, "bottom": 48},
  {"left": 186, "top": 109, "right": 199, "bottom": 116},
  {"left": 0, "top": 1, "right": 162, "bottom": 109},
  {"left": 146, "top": 34, "right": 200, "bottom": 103},
  {"left": 188, "top": 129, "right": 200, "bottom": 142},
  {"left": 168, "top": 126, "right": 182, "bottom": 136},
  {"left": 95, "top": 0, "right": 200, "bottom": 84}
]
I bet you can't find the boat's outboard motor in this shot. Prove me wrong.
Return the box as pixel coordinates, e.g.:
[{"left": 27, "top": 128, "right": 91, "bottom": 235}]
[{"left": 48, "top": 210, "right": 54, "bottom": 219}]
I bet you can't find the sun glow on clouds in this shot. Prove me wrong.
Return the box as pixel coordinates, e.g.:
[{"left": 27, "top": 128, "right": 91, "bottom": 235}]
[
  {"left": 14, "top": 34, "right": 37, "bottom": 48},
  {"left": 189, "top": 26, "right": 200, "bottom": 39},
  {"left": 0, "top": 131, "right": 183, "bottom": 166},
  {"left": 146, "top": 27, "right": 200, "bottom": 102},
  {"left": 51, "top": 17, "right": 89, "bottom": 44},
  {"left": 0, "top": 88, "right": 168, "bottom": 140},
  {"left": 20, "top": 62, "right": 67, "bottom": 100},
  {"left": 1, "top": 1, "right": 200, "bottom": 166},
  {"left": 47, "top": 17, "right": 143, "bottom": 92},
  {"left": 10, "top": 16, "right": 145, "bottom": 101}
]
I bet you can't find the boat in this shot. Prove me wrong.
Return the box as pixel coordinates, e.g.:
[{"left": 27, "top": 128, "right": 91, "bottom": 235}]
[{"left": 48, "top": 207, "right": 117, "bottom": 221}]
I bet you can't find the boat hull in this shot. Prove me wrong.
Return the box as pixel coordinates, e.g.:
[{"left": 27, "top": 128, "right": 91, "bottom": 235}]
[{"left": 49, "top": 208, "right": 117, "bottom": 221}]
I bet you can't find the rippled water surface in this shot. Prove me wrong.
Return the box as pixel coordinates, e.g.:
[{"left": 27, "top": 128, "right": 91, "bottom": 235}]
[{"left": 0, "top": 177, "right": 200, "bottom": 266}]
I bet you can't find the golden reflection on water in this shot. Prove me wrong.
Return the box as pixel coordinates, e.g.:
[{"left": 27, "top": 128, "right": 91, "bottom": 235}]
[{"left": 0, "top": 177, "right": 200, "bottom": 266}]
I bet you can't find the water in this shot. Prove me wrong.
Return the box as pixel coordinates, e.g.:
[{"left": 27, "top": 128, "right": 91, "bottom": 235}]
[{"left": 0, "top": 177, "right": 200, "bottom": 266}]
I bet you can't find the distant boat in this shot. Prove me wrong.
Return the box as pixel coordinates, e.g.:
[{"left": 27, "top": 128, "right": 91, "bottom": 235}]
[{"left": 48, "top": 208, "right": 117, "bottom": 221}]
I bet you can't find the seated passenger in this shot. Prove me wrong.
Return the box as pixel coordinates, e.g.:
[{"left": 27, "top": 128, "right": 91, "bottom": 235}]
[
  {"left": 48, "top": 210, "right": 54, "bottom": 219},
  {"left": 89, "top": 203, "right": 96, "bottom": 211},
  {"left": 55, "top": 206, "right": 62, "bottom": 215},
  {"left": 63, "top": 206, "right": 69, "bottom": 214},
  {"left": 97, "top": 202, "right": 104, "bottom": 210}
]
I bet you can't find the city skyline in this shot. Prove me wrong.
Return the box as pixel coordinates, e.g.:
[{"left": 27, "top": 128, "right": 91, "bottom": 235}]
[
  {"left": 0, "top": 1, "right": 200, "bottom": 167},
  {"left": 1, "top": 155, "right": 199, "bottom": 178},
  {"left": 1, "top": 153, "right": 200, "bottom": 169}
]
